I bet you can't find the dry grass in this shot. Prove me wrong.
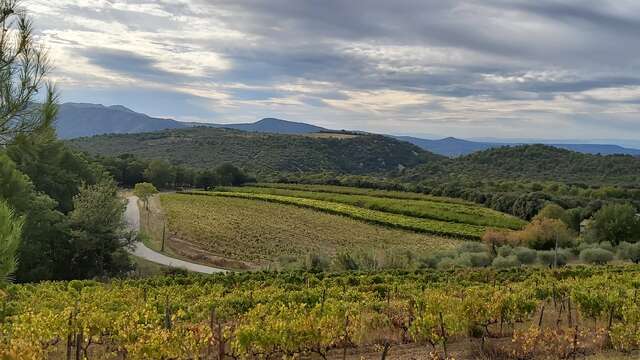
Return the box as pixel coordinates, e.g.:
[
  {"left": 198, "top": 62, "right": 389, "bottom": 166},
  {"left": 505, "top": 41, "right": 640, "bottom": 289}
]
[{"left": 161, "top": 193, "right": 459, "bottom": 268}]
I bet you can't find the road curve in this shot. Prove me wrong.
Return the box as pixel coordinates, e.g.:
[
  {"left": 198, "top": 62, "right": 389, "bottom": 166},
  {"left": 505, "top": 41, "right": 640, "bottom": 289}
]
[{"left": 125, "top": 195, "right": 227, "bottom": 274}]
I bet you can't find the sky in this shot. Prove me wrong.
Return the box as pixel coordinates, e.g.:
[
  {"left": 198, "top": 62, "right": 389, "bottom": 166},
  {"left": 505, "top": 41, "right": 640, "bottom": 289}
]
[{"left": 30, "top": 0, "right": 640, "bottom": 139}]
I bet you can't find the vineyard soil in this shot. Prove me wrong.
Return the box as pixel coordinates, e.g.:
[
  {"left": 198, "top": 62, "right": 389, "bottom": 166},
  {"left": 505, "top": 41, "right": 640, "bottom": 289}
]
[{"left": 160, "top": 193, "right": 459, "bottom": 268}]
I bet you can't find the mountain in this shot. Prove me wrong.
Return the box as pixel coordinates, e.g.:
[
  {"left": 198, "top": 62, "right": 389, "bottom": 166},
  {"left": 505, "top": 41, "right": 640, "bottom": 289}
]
[
  {"left": 205, "top": 118, "right": 328, "bottom": 134},
  {"left": 394, "top": 136, "right": 497, "bottom": 157},
  {"left": 55, "top": 103, "right": 190, "bottom": 139},
  {"left": 54, "top": 103, "right": 328, "bottom": 139},
  {"left": 67, "top": 127, "right": 441, "bottom": 177},
  {"left": 404, "top": 144, "right": 640, "bottom": 186},
  {"left": 397, "top": 135, "right": 640, "bottom": 157}
]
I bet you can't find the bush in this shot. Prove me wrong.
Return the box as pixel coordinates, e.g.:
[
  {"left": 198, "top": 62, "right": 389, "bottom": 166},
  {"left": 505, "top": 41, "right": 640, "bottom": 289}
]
[
  {"left": 537, "top": 250, "right": 569, "bottom": 267},
  {"left": 458, "top": 242, "right": 488, "bottom": 254},
  {"left": 419, "top": 249, "right": 457, "bottom": 269},
  {"left": 437, "top": 257, "right": 459, "bottom": 270},
  {"left": 492, "top": 255, "right": 521, "bottom": 269},
  {"left": 334, "top": 252, "right": 359, "bottom": 271},
  {"left": 306, "top": 253, "right": 330, "bottom": 271},
  {"left": 513, "top": 247, "right": 537, "bottom": 265},
  {"left": 579, "top": 248, "right": 614, "bottom": 265},
  {"left": 519, "top": 218, "right": 575, "bottom": 250},
  {"left": 467, "top": 252, "right": 493, "bottom": 267},
  {"left": 452, "top": 253, "right": 473, "bottom": 268},
  {"left": 497, "top": 245, "right": 513, "bottom": 257},
  {"left": 617, "top": 242, "right": 640, "bottom": 264}
]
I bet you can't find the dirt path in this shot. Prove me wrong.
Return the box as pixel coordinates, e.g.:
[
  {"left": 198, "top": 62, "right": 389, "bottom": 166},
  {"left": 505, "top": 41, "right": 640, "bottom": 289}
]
[{"left": 125, "top": 195, "right": 227, "bottom": 274}]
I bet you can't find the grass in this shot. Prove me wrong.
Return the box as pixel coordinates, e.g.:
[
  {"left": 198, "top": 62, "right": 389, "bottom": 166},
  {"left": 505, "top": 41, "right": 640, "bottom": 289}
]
[
  {"left": 185, "top": 190, "right": 488, "bottom": 239},
  {"left": 160, "top": 193, "right": 458, "bottom": 267},
  {"left": 220, "top": 185, "right": 526, "bottom": 229}
]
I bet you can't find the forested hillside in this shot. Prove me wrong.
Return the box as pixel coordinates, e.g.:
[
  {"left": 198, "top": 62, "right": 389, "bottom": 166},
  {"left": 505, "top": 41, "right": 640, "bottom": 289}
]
[
  {"left": 68, "top": 127, "right": 441, "bottom": 177},
  {"left": 405, "top": 144, "right": 640, "bottom": 187}
]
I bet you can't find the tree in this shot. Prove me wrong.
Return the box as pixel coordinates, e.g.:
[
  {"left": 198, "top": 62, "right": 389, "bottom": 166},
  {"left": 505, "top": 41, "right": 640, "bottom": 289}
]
[
  {"left": 216, "top": 163, "right": 248, "bottom": 186},
  {"left": 67, "top": 181, "right": 132, "bottom": 278},
  {"left": 7, "top": 131, "right": 100, "bottom": 213},
  {"left": 517, "top": 218, "right": 574, "bottom": 250},
  {"left": 144, "top": 160, "right": 174, "bottom": 189},
  {"left": 590, "top": 203, "right": 639, "bottom": 245},
  {"left": 0, "top": 200, "right": 22, "bottom": 284},
  {"left": 0, "top": 0, "right": 57, "bottom": 144},
  {"left": 0, "top": 151, "right": 68, "bottom": 282},
  {"left": 534, "top": 203, "right": 567, "bottom": 222},
  {"left": 133, "top": 182, "right": 158, "bottom": 211}
]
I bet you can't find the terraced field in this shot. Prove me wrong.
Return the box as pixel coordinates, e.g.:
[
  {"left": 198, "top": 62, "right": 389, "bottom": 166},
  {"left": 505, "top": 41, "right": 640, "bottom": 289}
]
[{"left": 160, "top": 193, "right": 458, "bottom": 267}]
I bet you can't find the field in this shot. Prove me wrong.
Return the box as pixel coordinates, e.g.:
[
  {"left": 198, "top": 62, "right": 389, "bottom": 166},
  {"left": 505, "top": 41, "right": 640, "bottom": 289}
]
[
  {"left": 3, "top": 266, "right": 640, "bottom": 359},
  {"left": 160, "top": 193, "right": 458, "bottom": 268},
  {"left": 218, "top": 185, "right": 526, "bottom": 229}
]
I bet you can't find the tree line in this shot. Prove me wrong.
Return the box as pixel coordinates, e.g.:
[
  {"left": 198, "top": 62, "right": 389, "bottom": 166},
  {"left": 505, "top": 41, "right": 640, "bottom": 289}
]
[{"left": 94, "top": 154, "right": 252, "bottom": 190}]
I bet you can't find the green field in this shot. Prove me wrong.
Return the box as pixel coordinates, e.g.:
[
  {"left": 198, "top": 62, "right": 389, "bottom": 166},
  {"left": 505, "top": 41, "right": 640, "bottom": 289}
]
[
  {"left": 220, "top": 185, "right": 526, "bottom": 229},
  {"left": 161, "top": 193, "right": 458, "bottom": 268},
  {"left": 185, "top": 191, "right": 488, "bottom": 239}
]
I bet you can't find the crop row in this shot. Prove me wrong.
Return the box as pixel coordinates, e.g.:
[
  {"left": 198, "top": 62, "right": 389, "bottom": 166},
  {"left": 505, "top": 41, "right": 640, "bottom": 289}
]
[
  {"left": 3, "top": 267, "right": 640, "bottom": 359},
  {"left": 219, "top": 185, "right": 526, "bottom": 230},
  {"left": 182, "top": 191, "right": 487, "bottom": 239},
  {"left": 253, "top": 182, "right": 473, "bottom": 204}
]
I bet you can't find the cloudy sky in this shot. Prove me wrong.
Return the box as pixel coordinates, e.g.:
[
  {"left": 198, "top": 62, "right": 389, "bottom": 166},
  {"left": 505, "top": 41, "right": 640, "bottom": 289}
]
[{"left": 30, "top": 0, "right": 640, "bottom": 139}]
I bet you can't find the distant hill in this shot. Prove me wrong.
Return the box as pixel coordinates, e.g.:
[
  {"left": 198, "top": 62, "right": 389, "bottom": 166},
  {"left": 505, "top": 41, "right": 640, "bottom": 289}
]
[
  {"left": 55, "top": 103, "right": 189, "bottom": 138},
  {"left": 397, "top": 135, "right": 640, "bottom": 157},
  {"left": 55, "top": 103, "right": 328, "bottom": 139},
  {"left": 394, "top": 136, "right": 497, "bottom": 157},
  {"left": 68, "top": 127, "right": 441, "bottom": 177},
  {"left": 204, "top": 118, "right": 328, "bottom": 134},
  {"left": 404, "top": 144, "right": 640, "bottom": 186}
]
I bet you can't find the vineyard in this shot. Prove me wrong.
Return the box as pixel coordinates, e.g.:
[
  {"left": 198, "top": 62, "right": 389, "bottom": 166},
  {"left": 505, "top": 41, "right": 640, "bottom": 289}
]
[
  {"left": 180, "top": 190, "right": 492, "bottom": 240},
  {"left": 1, "top": 266, "right": 639, "bottom": 359},
  {"left": 216, "top": 186, "right": 526, "bottom": 230},
  {"left": 160, "top": 194, "right": 458, "bottom": 268}
]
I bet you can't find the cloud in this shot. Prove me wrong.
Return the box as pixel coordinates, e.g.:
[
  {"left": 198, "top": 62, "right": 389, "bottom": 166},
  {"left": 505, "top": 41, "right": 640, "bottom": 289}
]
[{"left": 28, "top": 0, "right": 640, "bottom": 139}]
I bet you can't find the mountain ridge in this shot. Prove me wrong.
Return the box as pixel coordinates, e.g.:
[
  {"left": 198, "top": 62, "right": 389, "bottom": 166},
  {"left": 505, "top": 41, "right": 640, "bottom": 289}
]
[{"left": 55, "top": 102, "right": 640, "bottom": 156}]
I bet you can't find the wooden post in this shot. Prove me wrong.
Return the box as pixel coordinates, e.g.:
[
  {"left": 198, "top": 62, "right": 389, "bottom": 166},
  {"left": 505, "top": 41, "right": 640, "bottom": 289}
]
[{"left": 161, "top": 221, "right": 166, "bottom": 252}]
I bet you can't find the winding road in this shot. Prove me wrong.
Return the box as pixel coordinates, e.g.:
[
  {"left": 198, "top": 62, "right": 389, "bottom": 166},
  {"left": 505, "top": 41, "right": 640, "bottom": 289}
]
[{"left": 125, "top": 196, "right": 226, "bottom": 274}]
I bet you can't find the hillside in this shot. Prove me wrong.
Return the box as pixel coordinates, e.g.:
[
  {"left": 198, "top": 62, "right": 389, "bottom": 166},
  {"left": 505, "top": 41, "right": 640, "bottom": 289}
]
[
  {"left": 405, "top": 144, "right": 640, "bottom": 186},
  {"left": 397, "top": 135, "right": 640, "bottom": 157},
  {"left": 68, "top": 127, "right": 440, "bottom": 176}
]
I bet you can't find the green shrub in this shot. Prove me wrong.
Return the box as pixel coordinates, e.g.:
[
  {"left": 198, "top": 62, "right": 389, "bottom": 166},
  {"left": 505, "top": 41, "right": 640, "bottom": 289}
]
[
  {"left": 437, "top": 257, "right": 459, "bottom": 270},
  {"left": 453, "top": 253, "right": 473, "bottom": 268},
  {"left": 497, "top": 245, "right": 513, "bottom": 257},
  {"left": 513, "top": 247, "right": 537, "bottom": 265},
  {"left": 617, "top": 242, "right": 640, "bottom": 264},
  {"left": 537, "top": 250, "right": 569, "bottom": 267},
  {"left": 305, "top": 253, "right": 330, "bottom": 271},
  {"left": 597, "top": 242, "right": 614, "bottom": 252},
  {"left": 492, "top": 255, "right": 521, "bottom": 269},
  {"left": 579, "top": 248, "right": 614, "bottom": 265},
  {"left": 467, "top": 252, "right": 493, "bottom": 267},
  {"left": 334, "top": 252, "right": 359, "bottom": 270},
  {"left": 419, "top": 249, "right": 456, "bottom": 269},
  {"left": 458, "top": 242, "right": 488, "bottom": 254}
]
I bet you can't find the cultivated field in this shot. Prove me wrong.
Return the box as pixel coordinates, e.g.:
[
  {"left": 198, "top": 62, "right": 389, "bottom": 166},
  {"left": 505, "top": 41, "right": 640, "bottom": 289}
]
[
  {"left": 218, "top": 185, "right": 526, "bottom": 229},
  {"left": 161, "top": 193, "right": 458, "bottom": 268},
  {"left": 5, "top": 267, "right": 640, "bottom": 359}
]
